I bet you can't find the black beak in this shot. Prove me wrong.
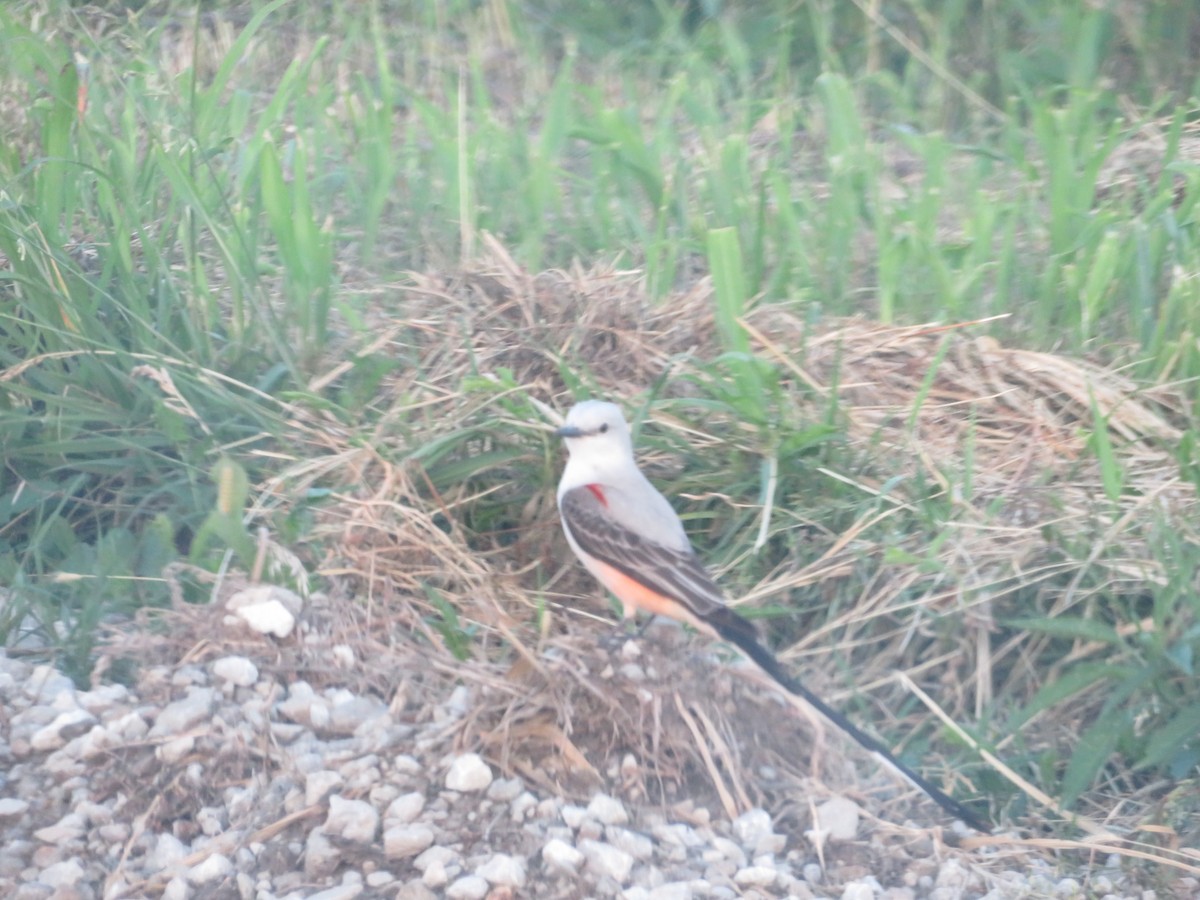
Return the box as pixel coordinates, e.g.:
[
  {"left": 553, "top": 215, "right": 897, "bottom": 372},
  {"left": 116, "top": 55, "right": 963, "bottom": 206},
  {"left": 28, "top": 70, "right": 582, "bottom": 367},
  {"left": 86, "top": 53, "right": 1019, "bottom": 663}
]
[{"left": 555, "top": 424, "right": 584, "bottom": 438}]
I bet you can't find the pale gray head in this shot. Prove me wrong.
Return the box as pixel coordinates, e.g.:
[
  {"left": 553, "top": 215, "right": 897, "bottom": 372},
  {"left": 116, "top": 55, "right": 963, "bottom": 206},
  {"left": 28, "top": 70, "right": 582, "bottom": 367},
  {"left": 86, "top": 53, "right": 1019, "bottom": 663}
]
[{"left": 555, "top": 400, "right": 634, "bottom": 462}]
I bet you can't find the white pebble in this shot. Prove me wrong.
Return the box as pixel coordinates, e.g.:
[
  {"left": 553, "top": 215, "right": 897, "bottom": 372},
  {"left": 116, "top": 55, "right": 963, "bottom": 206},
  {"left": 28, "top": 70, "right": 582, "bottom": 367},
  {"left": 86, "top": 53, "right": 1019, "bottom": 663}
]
[
  {"left": 561, "top": 804, "right": 588, "bottom": 829},
  {"left": 734, "top": 865, "right": 778, "bottom": 887},
  {"left": 510, "top": 791, "right": 537, "bottom": 821},
  {"left": 806, "top": 796, "right": 860, "bottom": 847},
  {"left": 39, "top": 858, "right": 85, "bottom": 887},
  {"left": 147, "top": 832, "right": 189, "bottom": 870},
  {"left": 414, "top": 845, "right": 458, "bottom": 871},
  {"left": 161, "top": 875, "right": 189, "bottom": 900},
  {"left": 307, "top": 885, "right": 364, "bottom": 900},
  {"left": 330, "top": 696, "right": 389, "bottom": 736},
  {"left": 587, "top": 792, "right": 629, "bottom": 825},
  {"left": 580, "top": 839, "right": 634, "bottom": 883},
  {"left": 444, "top": 753, "right": 492, "bottom": 792},
  {"left": 384, "top": 824, "right": 435, "bottom": 859},
  {"left": 31, "top": 708, "right": 95, "bottom": 751},
  {"left": 475, "top": 853, "right": 527, "bottom": 888},
  {"left": 607, "top": 826, "right": 654, "bottom": 860},
  {"left": 325, "top": 795, "right": 378, "bottom": 844},
  {"left": 227, "top": 584, "right": 303, "bottom": 615},
  {"left": 486, "top": 777, "right": 524, "bottom": 802},
  {"left": 648, "top": 884, "right": 694, "bottom": 900},
  {"left": 305, "top": 770, "right": 345, "bottom": 806},
  {"left": 34, "top": 813, "right": 86, "bottom": 844},
  {"left": 187, "top": 853, "right": 233, "bottom": 884},
  {"left": 304, "top": 829, "right": 339, "bottom": 879},
  {"left": 710, "top": 836, "right": 746, "bottom": 866},
  {"left": 385, "top": 791, "right": 426, "bottom": 825},
  {"left": 0, "top": 798, "right": 30, "bottom": 821},
  {"left": 231, "top": 599, "right": 295, "bottom": 637},
  {"left": 156, "top": 735, "right": 195, "bottom": 764},
  {"left": 213, "top": 656, "right": 259, "bottom": 687},
  {"left": 423, "top": 859, "right": 450, "bottom": 888},
  {"left": 446, "top": 875, "right": 489, "bottom": 899},
  {"left": 841, "top": 881, "right": 874, "bottom": 900},
  {"left": 76, "top": 682, "right": 128, "bottom": 714},
  {"left": 732, "top": 808, "right": 774, "bottom": 847},
  {"left": 542, "top": 838, "right": 584, "bottom": 874},
  {"left": 150, "top": 688, "right": 216, "bottom": 737}
]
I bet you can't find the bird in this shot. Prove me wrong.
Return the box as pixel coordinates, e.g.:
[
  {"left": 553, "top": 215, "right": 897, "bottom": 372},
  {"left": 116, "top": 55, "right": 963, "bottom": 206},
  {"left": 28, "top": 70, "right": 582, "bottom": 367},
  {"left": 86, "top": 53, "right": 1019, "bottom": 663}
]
[{"left": 554, "top": 399, "right": 989, "bottom": 833}]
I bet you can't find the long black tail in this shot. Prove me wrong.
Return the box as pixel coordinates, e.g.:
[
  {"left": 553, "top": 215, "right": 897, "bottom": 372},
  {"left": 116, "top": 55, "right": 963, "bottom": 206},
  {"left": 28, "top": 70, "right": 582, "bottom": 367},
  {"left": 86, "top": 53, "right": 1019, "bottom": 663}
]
[{"left": 707, "top": 608, "right": 991, "bottom": 833}]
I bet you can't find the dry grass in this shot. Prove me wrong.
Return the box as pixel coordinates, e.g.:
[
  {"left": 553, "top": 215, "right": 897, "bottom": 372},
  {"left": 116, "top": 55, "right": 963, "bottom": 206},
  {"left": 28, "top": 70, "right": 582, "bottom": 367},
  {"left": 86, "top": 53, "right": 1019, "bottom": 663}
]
[{"left": 97, "top": 244, "right": 1199, "bottom": 886}]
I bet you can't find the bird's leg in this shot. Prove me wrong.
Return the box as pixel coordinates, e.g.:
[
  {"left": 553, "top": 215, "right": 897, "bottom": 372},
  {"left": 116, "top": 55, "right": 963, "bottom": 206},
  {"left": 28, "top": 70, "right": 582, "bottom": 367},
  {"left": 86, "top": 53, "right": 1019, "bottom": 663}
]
[
  {"left": 600, "top": 604, "right": 651, "bottom": 653},
  {"left": 600, "top": 617, "right": 637, "bottom": 652}
]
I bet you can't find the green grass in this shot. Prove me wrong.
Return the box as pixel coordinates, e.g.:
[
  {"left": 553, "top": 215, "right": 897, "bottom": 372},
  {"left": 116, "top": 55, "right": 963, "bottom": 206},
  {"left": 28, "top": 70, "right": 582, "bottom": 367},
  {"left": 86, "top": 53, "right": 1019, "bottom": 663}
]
[{"left": 2, "top": 0, "right": 1199, "bottom": 828}]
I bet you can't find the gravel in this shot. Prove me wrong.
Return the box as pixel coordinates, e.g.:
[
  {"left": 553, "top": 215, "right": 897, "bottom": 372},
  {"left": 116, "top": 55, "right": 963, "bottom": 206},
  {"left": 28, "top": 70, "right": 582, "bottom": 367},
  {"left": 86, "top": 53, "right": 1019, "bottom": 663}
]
[{"left": 0, "top": 643, "right": 1183, "bottom": 899}]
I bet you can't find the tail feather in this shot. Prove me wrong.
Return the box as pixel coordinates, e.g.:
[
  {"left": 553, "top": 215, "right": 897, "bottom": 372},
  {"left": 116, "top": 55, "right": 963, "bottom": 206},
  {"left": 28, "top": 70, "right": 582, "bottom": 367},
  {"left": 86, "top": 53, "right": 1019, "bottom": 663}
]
[{"left": 708, "top": 609, "right": 991, "bottom": 833}]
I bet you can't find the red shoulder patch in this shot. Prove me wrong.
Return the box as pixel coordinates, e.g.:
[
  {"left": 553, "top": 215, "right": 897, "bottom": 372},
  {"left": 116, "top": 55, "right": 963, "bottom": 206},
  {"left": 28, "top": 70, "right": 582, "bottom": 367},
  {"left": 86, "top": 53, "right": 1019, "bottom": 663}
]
[{"left": 584, "top": 483, "right": 607, "bottom": 507}]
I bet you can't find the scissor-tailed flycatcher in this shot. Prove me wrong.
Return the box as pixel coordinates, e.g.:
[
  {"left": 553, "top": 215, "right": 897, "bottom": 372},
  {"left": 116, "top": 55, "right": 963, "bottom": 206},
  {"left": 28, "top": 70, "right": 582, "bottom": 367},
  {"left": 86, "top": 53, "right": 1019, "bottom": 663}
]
[{"left": 555, "top": 399, "right": 989, "bottom": 833}]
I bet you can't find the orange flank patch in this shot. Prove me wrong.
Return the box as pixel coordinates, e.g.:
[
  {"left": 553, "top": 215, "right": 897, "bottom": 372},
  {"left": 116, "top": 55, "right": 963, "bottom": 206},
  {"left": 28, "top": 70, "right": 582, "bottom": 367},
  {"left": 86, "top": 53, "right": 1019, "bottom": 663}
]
[{"left": 587, "top": 558, "right": 702, "bottom": 629}]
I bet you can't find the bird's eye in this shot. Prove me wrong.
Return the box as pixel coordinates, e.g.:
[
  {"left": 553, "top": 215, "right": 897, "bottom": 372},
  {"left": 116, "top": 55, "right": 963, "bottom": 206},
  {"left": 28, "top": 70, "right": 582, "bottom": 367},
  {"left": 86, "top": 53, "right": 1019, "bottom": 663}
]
[{"left": 599, "top": 423, "right": 609, "bottom": 433}]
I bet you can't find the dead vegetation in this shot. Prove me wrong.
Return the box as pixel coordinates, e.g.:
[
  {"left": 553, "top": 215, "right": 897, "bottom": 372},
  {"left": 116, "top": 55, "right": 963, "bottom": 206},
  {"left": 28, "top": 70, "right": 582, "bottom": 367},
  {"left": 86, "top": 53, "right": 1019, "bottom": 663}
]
[{"left": 97, "top": 244, "right": 1200, "bottom": 888}]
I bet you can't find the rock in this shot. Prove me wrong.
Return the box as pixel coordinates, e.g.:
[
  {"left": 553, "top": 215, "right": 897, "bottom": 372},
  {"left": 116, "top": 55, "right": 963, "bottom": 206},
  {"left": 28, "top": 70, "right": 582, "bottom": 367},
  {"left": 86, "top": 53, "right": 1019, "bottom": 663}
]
[
  {"left": 580, "top": 839, "right": 634, "bottom": 883},
  {"left": 307, "top": 885, "right": 364, "bottom": 900},
  {"left": 587, "top": 792, "right": 629, "bottom": 825},
  {"left": 806, "top": 796, "right": 860, "bottom": 847},
  {"left": 413, "top": 845, "right": 458, "bottom": 872},
  {"left": 385, "top": 792, "right": 426, "bottom": 825},
  {"left": 31, "top": 709, "right": 95, "bottom": 751},
  {"left": 444, "top": 753, "right": 492, "bottom": 792},
  {"left": 475, "top": 853, "right": 526, "bottom": 888},
  {"left": 212, "top": 656, "right": 259, "bottom": 687},
  {"left": 147, "top": 833, "right": 188, "bottom": 871},
  {"left": 384, "top": 825, "right": 436, "bottom": 860},
  {"left": 445, "top": 875, "right": 489, "bottom": 900},
  {"left": 24, "top": 665, "right": 75, "bottom": 705},
  {"left": 0, "top": 798, "right": 30, "bottom": 821},
  {"left": 732, "top": 808, "right": 774, "bottom": 847},
  {"left": 156, "top": 735, "right": 195, "bottom": 764},
  {"left": 229, "top": 599, "right": 296, "bottom": 638},
  {"left": 75, "top": 683, "right": 128, "bottom": 715},
  {"left": 149, "top": 688, "right": 216, "bottom": 737},
  {"left": 649, "top": 883, "right": 694, "bottom": 900},
  {"left": 561, "top": 804, "right": 588, "bottom": 829},
  {"left": 709, "top": 837, "right": 746, "bottom": 866},
  {"left": 38, "top": 858, "right": 85, "bottom": 887},
  {"left": 196, "top": 806, "right": 225, "bottom": 836},
  {"left": 303, "top": 829, "right": 339, "bottom": 879},
  {"left": 324, "top": 795, "right": 378, "bottom": 844},
  {"left": 734, "top": 865, "right": 777, "bottom": 887},
  {"left": 328, "top": 695, "right": 388, "bottom": 735},
  {"left": 542, "top": 838, "right": 584, "bottom": 874},
  {"left": 607, "top": 826, "right": 653, "bottom": 860},
  {"left": 187, "top": 853, "right": 233, "bottom": 884},
  {"left": 486, "top": 777, "right": 524, "bottom": 802},
  {"left": 393, "top": 883, "right": 438, "bottom": 900},
  {"left": 509, "top": 791, "right": 537, "bottom": 821},
  {"left": 305, "top": 770, "right": 345, "bottom": 806},
  {"left": 162, "top": 876, "right": 189, "bottom": 900},
  {"left": 841, "top": 882, "right": 875, "bottom": 900},
  {"left": 108, "top": 711, "right": 149, "bottom": 741},
  {"left": 227, "top": 585, "right": 304, "bottom": 617},
  {"left": 33, "top": 814, "right": 86, "bottom": 844}
]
